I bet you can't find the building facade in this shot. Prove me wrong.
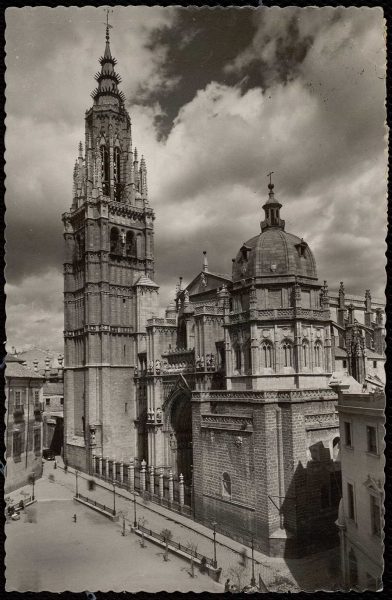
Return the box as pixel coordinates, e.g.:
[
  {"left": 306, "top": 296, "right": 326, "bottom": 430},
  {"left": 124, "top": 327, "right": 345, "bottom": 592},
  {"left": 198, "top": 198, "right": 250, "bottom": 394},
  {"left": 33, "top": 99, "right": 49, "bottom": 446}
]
[
  {"left": 5, "top": 356, "right": 44, "bottom": 493},
  {"left": 333, "top": 381, "right": 385, "bottom": 591},
  {"left": 64, "top": 28, "right": 385, "bottom": 557},
  {"left": 11, "top": 346, "right": 65, "bottom": 455},
  {"left": 63, "top": 25, "right": 155, "bottom": 471}
]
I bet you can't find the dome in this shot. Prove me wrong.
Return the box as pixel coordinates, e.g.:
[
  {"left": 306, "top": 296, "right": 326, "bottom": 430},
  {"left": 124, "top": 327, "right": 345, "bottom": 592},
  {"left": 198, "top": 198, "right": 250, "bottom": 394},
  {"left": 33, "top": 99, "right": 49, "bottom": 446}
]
[
  {"left": 232, "top": 179, "right": 318, "bottom": 282},
  {"left": 232, "top": 228, "right": 318, "bottom": 282}
]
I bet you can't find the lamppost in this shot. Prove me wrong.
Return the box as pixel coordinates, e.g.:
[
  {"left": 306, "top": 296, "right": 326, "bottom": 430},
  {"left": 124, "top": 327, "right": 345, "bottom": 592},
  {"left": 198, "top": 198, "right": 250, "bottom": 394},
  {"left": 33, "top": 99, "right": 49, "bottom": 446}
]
[
  {"left": 30, "top": 472, "right": 36, "bottom": 501},
  {"left": 113, "top": 482, "right": 116, "bottom": 516},
  {"left": 250, "top": 535, "right": 256, "bottom": 587},
  {"left": 133, "top": 492, "right": 137, "bottom": 527},
  {"left": 211, "top": 520, "right": 217, "bottom": 568},
  {"left": 75, "top": 470, "right": 79, "bottom": 497}
]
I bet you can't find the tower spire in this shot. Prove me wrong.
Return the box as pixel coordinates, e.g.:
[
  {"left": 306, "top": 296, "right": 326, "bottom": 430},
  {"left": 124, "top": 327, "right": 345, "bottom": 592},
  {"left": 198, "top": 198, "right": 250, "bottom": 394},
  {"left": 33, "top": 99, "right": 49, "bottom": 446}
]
[
  {"left": 91, "top": 10, "right": 125, "bottom": 106},
  {"left": 260, "top": 172, "right": 285, "bottom": 232}
]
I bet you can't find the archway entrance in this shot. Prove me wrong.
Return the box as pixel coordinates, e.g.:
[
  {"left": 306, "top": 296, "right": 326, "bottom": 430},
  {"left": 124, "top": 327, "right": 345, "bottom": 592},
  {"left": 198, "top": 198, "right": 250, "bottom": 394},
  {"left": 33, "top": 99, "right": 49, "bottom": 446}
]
[{"left": 170, "top": 394, "right": 193, "bottom": 485}]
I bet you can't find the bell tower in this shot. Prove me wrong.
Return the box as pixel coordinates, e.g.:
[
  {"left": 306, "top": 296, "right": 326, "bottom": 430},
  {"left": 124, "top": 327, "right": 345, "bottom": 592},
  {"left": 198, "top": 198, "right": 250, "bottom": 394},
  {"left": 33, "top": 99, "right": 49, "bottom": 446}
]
[{"left": 63, "top": 20, "right": 157, "bottom": 471}]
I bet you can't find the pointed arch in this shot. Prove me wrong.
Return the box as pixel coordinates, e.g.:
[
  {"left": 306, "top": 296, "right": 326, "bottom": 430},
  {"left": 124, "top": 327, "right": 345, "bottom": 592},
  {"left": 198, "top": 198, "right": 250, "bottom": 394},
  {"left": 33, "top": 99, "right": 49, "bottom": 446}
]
[
  {"left": 233, "top": 343, "right": 242, "bottom": 373},
  {"left": 100, "top": 142, "right": 110, "bottom": 194},
  {"left": 261, "top": 340, "right": 273, "bottom": 369},
  {"left": 314, "top": 340, "right": 323, "bottom": 368},
  {"left": 126, "top": 230, "right": 135, "bottom": 256},
  {"left": 282, "top": 339, "right": 293, "bottom": 368},
  {"left": 244, "top": 339, "right": 252, "bottom": 373},
  {"left": 110, "top": 227, "right": 119, "bottom": 253}
]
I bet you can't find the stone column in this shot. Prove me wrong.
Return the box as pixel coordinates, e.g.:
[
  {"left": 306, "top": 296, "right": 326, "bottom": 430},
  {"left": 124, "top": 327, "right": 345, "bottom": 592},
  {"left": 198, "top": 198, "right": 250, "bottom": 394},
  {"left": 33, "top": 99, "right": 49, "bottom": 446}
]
[
  {"left": 112, "top": 459, "right": 116, "bottom": 482},
  {"left": 168, "top": 470, "right": 174, "bottom": 503},
  {"left": 105, "top": 457, "right": 110, "bottom": 480},
  {"left": 98, "top": 456, "right": 102, "bottom": 477},
  {"left": 140, "top": 459, "right": 146, "bottom": 493},
  {"left": 149, "top": 465, "right": 155, "bottom": 496},
  {"left": 92, "top": 453, "right": 96, "bottom": 473},
  {"left": 119, "top": 461, "right": 124, "bottom": 485},
  {"left": 159, "top": 468, "right": 164, "bottom": 499},
  {"left": 179, "top": 473, "right": 184, "bottom": 507},
  {"left": 128, "top": 458, "right": 134, "bottom": 492}
]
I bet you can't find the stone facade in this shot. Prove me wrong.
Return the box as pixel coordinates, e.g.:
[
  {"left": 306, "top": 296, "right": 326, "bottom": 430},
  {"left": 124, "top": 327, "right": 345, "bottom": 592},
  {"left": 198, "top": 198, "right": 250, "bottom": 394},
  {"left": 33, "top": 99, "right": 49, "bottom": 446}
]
[
  {"left": 64, "top": 29, "right": 385, "bottom": 556},
  {"left": 5, "top": 357, "right": 44, "bottom": 493}
]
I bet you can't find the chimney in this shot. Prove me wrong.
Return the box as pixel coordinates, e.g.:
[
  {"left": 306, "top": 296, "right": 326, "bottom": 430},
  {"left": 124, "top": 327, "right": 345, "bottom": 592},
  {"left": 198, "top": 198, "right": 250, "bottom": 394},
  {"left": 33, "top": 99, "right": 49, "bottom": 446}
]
[{"left": 45, "top": 357, "right": 51, "bottom": 377}]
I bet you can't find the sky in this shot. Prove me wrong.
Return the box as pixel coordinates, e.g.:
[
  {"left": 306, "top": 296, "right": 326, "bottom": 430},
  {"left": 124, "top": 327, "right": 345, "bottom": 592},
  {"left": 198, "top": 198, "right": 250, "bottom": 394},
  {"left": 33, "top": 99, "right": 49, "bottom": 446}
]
[{"left": 5, "top": 6, "right": 387, "bottom": 353}]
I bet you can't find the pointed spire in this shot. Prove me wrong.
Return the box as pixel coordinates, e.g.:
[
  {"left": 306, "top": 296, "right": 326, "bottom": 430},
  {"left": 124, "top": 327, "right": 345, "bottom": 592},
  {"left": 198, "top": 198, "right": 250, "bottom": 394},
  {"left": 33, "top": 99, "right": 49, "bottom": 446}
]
[
  {"left": 260, "top": 172, "right": 285, "bottom": 232},
  {"left": 202, "top": 250, "right": 209, "bottom": 273},
  {"left": 78, "top": 141, "right": 83, "bottom": 158},
  {"left": 91, "top": 13, "right": 125, "bottom": 106}
]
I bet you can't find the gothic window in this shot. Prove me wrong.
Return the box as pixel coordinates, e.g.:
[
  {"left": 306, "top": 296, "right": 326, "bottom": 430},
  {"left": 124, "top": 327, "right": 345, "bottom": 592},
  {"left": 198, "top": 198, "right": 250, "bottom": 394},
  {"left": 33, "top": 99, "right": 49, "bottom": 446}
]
[
  {"left": 110, "top": 227, "right": 119, "bottom": 254},
  {"left": 222, "top": 472, "right": 231, "bottom": 498},
  {"left": 114, "top": 146, "right": 121, "bottom": 201},
  {"left": 126, "top": 231, "right": 136, "bottom": 256},
  {"left": 100, "top": 144, "right": 110, "bottom": 194},
  {"left": 302, "top": 340, "right": 309, "bottom": 367},
  {"left": 261, "top": 341, "right": 273, "bottom": 368},
  {"left": 314, "top": 341, "right": 322, "bottom": 368},
  {"left": 234, "top": 345, "right": 242, "bottom": 373},
  {"left": 282, "top": 340, "right": 293, "bottom": 367},
  {"left": 244, "top": 341, "right": 252, "bottom": 373}
]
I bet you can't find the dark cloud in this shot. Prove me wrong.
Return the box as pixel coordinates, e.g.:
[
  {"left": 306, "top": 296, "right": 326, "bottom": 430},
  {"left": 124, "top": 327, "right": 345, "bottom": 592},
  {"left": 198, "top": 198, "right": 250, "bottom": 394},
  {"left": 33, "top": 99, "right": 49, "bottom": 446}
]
[{"left": 5, "top": 6, "right": 387, "bottom": 352}]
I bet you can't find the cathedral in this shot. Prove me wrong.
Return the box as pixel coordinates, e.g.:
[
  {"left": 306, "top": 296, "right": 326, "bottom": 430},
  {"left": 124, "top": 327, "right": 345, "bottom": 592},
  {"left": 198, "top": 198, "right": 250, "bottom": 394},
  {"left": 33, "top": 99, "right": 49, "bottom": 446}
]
[{"left": 63, "top": 27, "right": 385, "bottom": 557}]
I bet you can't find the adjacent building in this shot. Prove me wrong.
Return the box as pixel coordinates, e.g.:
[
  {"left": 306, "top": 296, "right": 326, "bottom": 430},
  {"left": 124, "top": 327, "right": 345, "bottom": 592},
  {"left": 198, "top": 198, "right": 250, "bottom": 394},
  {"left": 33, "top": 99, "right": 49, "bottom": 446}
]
[
  {"left": 5, "top": 356, "right": 44, "bottom": 493},
  {"left": 63, "top": 26, "right": 385, "bottom": 557},
  {"left": 11, "top": 346, "right": 65, "bottom": 456},
  {"left": 333, "top": 378, "right": 385, "bottom": 590}
]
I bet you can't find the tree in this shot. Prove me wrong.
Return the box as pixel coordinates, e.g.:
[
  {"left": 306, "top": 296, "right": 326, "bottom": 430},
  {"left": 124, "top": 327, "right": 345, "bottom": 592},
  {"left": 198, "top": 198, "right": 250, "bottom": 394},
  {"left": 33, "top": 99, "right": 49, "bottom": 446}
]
[
  {"left": 160, "top": 528, "right": 173, "bottom": 561},
  {"left": 186, "top": 541, "right": 198, "bottom": 578}
]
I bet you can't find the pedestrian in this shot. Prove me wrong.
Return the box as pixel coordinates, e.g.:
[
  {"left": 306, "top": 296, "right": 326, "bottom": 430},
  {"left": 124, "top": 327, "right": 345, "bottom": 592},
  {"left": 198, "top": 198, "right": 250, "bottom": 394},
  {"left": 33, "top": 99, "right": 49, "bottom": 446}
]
[
  {"left": 73, "top": 513, "right": 77, "bottom": 523},
  {"left": 64, "top": 462, "right": 68, "bottom": 473},
  {"left": 224, "top": 578, "right": 231, "bottom": 592},
  {"left": 54, "top": 459, "right": 57, "bottom": 469}
]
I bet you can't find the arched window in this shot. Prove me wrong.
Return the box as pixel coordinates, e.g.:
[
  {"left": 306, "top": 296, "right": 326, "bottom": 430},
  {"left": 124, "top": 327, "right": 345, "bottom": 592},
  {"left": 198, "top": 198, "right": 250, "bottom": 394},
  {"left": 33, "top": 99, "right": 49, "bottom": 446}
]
[
  {"left": 314, "top": 341, "right": 322, "bottom": 368},
  {"left": 282, "top": 340, "right": 293, "bottom": 367},
  {"left": 261, "top": 341, "right": 273, "bottom": 368},
  {"left": 110, "top": 227, "right": 119, "bottom": 254},
  {"left": 100, "top": 144, "right": 110, "bottom": 194},
  {"left": 234, "top": 345, "right": 242, "bottom": 373},
  {"left": 222, "top": 472, "right": 231, "bottom": 498},
  {"left": 126, "top": 231, "right": 135, "bottom": 256},
  {"left": 302, "top": 340, "right": 309, "bottom": 367}
]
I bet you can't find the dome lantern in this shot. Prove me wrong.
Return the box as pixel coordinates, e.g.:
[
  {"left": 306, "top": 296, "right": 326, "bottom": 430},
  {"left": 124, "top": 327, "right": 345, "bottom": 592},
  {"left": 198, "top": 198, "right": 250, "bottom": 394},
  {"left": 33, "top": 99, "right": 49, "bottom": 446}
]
[{"left": 260, "top": 172, "right": 285, "bottom": 232}]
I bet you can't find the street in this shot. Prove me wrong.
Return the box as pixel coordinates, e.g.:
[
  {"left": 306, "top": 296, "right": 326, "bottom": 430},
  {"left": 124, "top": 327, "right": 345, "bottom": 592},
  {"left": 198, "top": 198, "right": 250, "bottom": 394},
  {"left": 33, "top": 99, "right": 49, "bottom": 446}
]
[
  {"left": 6, "top": 461, "right": 341, "bottom": 592},
  {"left": 5, "top": 466, "right": 222, "bottom": 593}
]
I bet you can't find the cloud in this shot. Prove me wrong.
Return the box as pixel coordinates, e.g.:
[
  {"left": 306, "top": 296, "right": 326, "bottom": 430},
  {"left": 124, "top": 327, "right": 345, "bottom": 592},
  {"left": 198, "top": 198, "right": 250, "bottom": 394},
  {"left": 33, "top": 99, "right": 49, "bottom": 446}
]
[{"left": 4, "top": 7, "right": 387, "bottom": 352}]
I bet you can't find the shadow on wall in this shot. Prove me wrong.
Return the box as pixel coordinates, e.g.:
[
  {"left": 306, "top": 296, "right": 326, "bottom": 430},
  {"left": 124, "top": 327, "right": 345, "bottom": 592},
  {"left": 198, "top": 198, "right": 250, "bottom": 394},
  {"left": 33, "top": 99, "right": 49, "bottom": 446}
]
[{"left": 277, "top": 440, "right": 341, "bottom": 572}]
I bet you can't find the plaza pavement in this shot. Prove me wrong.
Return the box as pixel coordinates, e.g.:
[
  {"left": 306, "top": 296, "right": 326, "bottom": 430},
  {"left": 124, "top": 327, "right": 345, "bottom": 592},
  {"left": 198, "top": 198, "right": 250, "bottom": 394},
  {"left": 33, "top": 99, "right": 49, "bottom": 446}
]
[{"left": 6, "top": 459, "right": 341, "bottom": 592}]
